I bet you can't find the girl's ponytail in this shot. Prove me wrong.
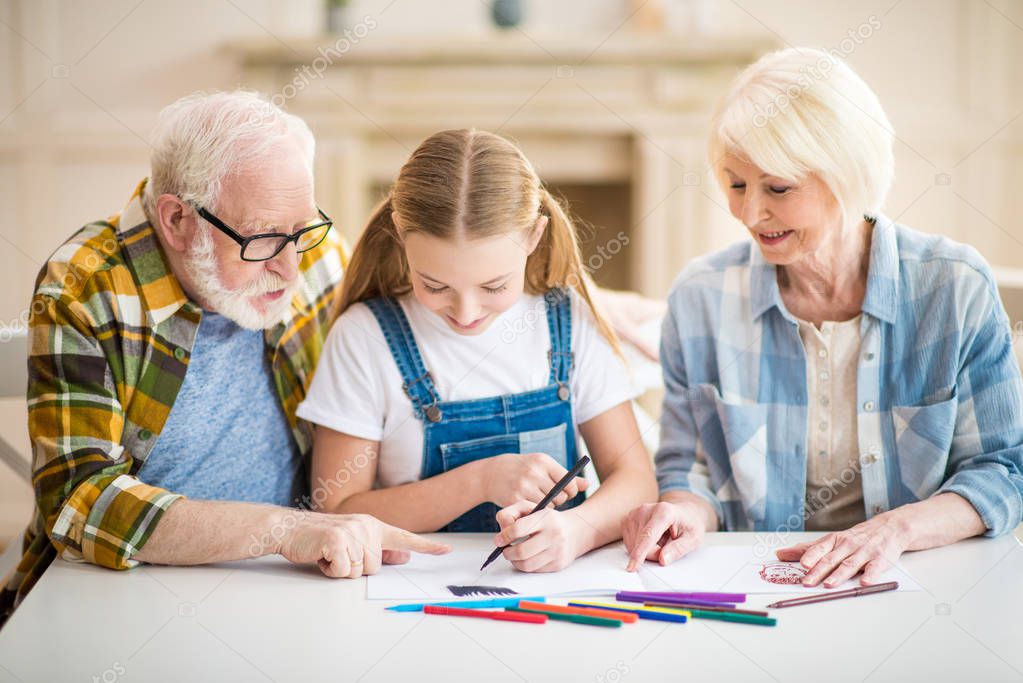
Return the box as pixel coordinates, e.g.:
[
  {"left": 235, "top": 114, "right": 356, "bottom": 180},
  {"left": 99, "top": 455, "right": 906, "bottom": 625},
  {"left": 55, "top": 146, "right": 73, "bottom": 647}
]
[
  {"left": 532, "top": 188, "right": 622, "bottom": 358},
  {"left": 338, "top": 196, "right": 410, "bottom": 314}
]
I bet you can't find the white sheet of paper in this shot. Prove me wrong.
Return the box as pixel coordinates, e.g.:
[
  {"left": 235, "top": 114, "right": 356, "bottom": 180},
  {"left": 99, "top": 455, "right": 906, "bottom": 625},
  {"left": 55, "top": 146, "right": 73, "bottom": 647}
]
[
  {"left": 367, "top": 546, "right": 645, "bottom": 600},
  {"left": 638, "top": 546, "right": 922, "bottom": 594}
]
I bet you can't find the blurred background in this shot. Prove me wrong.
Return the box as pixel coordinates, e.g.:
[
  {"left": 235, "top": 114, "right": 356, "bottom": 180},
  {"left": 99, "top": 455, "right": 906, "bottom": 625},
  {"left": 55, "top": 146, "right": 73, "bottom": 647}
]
[{"left": 0, "top": 0, "right": 1021, "bottom": 549}]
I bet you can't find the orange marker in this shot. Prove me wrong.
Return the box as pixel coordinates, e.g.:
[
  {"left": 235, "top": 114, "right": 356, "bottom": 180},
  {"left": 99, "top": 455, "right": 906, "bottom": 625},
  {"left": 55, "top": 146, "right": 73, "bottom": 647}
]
[{"left": 517, "top": 600, "right": 639, "bottom": 623}]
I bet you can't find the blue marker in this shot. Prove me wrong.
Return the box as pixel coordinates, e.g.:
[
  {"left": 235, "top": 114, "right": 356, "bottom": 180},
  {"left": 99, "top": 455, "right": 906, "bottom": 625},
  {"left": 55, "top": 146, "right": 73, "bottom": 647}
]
[
  {"left": 386, "top": 596, "right": 547, "bottom": 612},
  {"left": 567, "top": 601, "right": 688, "bottom": 623}
]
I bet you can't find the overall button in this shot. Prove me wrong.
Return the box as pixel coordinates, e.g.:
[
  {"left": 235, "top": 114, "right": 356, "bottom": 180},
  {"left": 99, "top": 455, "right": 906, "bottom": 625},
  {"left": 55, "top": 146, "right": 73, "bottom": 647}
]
[
  {"left": 173, "top": 347, "right": 186, "bottom": 361},
  {"left": 557, "top": 385, "right": 570, "bottom": 401},
  {"left": 138, "top": 428, "right": 152, "bottom": 441},
  {"left": 424, "top": 405, "right": 443, "bottom": 422}
]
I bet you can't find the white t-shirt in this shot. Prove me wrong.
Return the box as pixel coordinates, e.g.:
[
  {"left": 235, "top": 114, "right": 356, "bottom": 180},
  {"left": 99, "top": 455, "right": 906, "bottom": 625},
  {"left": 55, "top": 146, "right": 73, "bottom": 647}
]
[{"left": 296, "top": 291, "right": 638, "bottom": 488}]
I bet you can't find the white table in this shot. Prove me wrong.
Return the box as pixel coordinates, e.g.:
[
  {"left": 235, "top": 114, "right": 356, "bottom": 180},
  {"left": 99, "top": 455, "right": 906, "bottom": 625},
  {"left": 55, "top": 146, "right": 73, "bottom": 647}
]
[{"left": 0, "top": 532, "right": 1020, "bottom": 683}]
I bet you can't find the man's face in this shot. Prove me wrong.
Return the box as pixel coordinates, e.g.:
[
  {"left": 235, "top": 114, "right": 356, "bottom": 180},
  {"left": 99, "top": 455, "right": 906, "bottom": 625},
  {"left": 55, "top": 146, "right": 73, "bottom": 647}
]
[{"left": 184, "top": 139, "right": 316, "bottom": 330}]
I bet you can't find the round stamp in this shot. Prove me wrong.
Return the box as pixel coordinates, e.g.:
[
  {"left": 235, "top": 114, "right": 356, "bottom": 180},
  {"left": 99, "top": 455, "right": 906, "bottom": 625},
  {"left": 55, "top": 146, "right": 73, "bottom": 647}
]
[{"left": 759, "top": 562, "right": 808, "bottom": 585}]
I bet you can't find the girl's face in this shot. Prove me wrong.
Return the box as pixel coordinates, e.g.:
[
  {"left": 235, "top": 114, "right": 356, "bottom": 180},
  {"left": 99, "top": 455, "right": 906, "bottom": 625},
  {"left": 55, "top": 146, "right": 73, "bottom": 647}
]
[
  {"left": 721, "top": 153, "right": 842, "bottom": 266},
  {"left": 402, "top": 221, "right": 543, "bottom": 336}
]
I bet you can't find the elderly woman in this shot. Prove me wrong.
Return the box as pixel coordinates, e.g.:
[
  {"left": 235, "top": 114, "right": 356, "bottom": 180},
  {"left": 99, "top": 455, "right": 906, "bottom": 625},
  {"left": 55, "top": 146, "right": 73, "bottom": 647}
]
[{"left": 623, "top": 48, "right": 1023, "bottom": 588}]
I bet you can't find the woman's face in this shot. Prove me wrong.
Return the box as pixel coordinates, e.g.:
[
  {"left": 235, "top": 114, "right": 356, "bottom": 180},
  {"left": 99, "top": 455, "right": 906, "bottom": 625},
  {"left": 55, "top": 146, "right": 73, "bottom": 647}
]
[{"left": 721, "top": 153, "right": 843, "bottom": 266}]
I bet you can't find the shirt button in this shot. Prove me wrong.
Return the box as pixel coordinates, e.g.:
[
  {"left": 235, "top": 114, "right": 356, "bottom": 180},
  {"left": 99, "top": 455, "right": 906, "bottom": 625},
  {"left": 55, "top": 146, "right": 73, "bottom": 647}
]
[
  {"left": 139, "top": 428, "right": 152, "bottom": 441},
  {"left": 863, "top": 401, "right": 875, "bottom": 411},
  {"left": 865, "top": 352, "right": 875, "bottom": 361},
  {"left": 860, "top": 453, "right": 877, "bottom": 466},
  {"left": 818, "top": 449, "right": 827, "bottom": 458},
  {"left": 872, "top": 504, "right": 884, "bottom": 515},
  {"left": 173, "top": 347, "right": 186, "bottom": 361},
  {"left": 818, "top": 349, "right": 827, "bottom": 358},
  {"left": 819, "top": 421, "right": 828, "bottom": 431},
  {"left": 820, "top": 396, "right": 830, "bottom": 407},
  {"left": 819, "top": 371, "right": 830, "bottom": 381}
]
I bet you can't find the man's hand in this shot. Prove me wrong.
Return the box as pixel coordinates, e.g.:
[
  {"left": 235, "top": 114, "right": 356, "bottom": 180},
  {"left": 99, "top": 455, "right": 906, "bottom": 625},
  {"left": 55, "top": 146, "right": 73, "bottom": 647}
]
[{"left": 277, "top": 512, "right": 451, "bottom": 579}]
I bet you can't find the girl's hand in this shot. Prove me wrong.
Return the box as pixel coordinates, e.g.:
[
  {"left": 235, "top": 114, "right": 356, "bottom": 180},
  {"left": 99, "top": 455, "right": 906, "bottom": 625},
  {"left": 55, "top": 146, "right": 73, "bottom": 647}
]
[
  {"left": 482, "top": 453, "right": 588, "bottom": 508},
  {"left": 775, "top": 511, "right": 911, "bottom": 587},
  {"left": 622, "top": 500, "right": 707, "bottom": 571},
  {"left": 493, "top": 501, "right": 588, "bottom": 572}
]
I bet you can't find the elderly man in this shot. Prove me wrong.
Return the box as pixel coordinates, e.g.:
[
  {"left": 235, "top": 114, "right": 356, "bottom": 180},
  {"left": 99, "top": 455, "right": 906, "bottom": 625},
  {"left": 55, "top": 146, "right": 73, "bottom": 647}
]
[{"left": 0, "top": 91, "right": 455, "bottom": 625}]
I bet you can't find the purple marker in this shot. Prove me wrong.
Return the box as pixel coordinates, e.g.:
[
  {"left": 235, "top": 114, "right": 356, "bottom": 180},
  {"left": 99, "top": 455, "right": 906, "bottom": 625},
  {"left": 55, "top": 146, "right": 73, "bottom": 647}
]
[{"left": 616, "top": 590, "right": 746, "bottom": 604}]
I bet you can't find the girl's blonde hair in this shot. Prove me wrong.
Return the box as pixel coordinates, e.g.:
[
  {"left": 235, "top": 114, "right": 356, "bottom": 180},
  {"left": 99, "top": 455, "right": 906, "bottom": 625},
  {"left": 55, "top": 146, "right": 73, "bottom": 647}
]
[{"left": 340, "top": 128, "right": 620, "bottom": 355}]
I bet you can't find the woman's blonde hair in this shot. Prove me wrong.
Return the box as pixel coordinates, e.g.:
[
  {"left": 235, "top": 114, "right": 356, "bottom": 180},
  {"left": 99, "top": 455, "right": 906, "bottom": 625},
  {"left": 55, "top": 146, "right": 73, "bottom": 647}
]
[
  {"left": 708, "top": 47, "right": 895, "bottom": 226},
  {"left": 340, "top": 128, "right": 620, "bottom": 354}
]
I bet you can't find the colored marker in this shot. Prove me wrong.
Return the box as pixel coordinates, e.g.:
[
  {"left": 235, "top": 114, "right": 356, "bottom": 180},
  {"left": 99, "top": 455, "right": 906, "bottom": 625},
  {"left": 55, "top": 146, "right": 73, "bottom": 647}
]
[
  {"left": 517, "top": 600, "right": 639, "bottom": 623},
  {"left": 568, "top": 600, "right": 688, "bottom": 624},
  {"left": 766, "top": 581, "right": 898, "bottom": 609},
  {"left": 617, "top": 590, "right": 746, "bottom": 604},
  {"left": 686, "top": 609, "right": 776, "bottom": 627},
  {"left": 387, "top": 596, "right": 546, "bottom": 612},
  {"left": 424, "top": 605, "right": 546, "bottom": 624},
  {"left": 644, "top": 601, "right": 770, "bottom": 618},
  {"left": 508, "top": 606, "right": 621, "bottom": 628}
]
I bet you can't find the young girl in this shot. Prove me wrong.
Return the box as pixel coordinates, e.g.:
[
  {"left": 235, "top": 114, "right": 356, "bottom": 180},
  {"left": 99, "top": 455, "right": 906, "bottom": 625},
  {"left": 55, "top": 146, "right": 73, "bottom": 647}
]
[{"left": 297, "top": 129, "right": 656, "bottom": 573}]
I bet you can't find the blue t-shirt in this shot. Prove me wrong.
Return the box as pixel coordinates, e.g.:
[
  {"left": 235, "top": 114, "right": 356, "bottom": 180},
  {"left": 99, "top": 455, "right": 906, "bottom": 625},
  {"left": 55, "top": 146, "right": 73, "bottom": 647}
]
[{"left": 138, "top": 311, "right": 303, "bottom": 506}]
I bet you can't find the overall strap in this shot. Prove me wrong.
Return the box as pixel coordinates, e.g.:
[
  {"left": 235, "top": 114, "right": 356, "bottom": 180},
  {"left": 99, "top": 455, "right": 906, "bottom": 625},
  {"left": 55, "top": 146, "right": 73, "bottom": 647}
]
[
  {"left": 363, "top": 297, "right": 443, "bottom": 422},
  {"left": 544, "top": 288, "right": 574, "bottom": 391}
]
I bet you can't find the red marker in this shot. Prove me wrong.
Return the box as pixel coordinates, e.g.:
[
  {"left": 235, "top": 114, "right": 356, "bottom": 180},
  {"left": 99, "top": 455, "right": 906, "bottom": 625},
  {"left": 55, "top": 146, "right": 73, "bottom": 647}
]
[{"left": 424, "top": 605, "right": 547, "bottom": 624}]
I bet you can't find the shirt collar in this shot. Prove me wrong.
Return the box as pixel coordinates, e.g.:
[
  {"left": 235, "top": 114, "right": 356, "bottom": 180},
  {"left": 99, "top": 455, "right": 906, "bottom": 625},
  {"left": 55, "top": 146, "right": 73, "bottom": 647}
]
[
  {"left": 117, "top": 179, "right": 194, "bottom": 326},
  {"left": 749, "top": 214, "right": 900, "bottom": 325}
]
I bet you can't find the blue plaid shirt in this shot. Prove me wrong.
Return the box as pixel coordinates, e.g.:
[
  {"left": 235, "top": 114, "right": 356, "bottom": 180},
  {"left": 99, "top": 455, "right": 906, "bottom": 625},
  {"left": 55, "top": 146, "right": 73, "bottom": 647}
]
[{"left": 657, "top": 214, "right": 1023, "bottom": 536}]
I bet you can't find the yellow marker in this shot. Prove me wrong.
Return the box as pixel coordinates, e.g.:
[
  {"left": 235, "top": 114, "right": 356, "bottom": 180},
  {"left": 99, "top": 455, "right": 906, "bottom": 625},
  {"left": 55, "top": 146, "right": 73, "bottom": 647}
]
[{"left": 569, "top": 599, "right": 692, "bottom": 618}]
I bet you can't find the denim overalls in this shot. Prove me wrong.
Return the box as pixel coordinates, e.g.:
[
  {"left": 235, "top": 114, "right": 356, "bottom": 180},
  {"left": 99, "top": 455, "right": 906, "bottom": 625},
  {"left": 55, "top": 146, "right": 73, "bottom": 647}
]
[{"left": 364, "top": 289, "right": 585, "bottom": 532}]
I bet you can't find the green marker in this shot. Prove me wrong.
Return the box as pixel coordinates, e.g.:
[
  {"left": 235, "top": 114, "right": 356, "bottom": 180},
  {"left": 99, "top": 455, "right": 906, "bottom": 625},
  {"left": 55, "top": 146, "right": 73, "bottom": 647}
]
[
  {"left": 507, "top": 606, "right": 622, "bottom": 628},
  {"left": 688, "top": 609, "right": 776, "bottom": 626}
]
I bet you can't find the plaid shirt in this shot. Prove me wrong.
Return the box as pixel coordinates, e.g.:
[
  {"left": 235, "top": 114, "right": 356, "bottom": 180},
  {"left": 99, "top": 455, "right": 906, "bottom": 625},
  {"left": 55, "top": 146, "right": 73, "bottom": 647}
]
[
  {"left": 0, "top": 180, "right": 347, "bottom": 623},
  {"left": 657, "top": 214, "right": 1023, "bottom": 536}
]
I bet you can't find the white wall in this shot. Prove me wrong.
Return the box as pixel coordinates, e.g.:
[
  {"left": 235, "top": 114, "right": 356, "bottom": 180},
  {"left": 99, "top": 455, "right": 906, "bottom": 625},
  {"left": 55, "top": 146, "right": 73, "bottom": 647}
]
[{"left": 1, "top": 0, "right": 1021, "bottom": 326}]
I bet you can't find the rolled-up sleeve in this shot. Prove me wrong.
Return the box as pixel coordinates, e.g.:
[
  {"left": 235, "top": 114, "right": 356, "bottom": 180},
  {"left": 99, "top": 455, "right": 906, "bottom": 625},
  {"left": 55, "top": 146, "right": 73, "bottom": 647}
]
[
  {"left": 936, "top": 269, "right": 1023, "bottom": 536},
  {"left": 654, "top": 292, "right": 723, "bottom": 525}
]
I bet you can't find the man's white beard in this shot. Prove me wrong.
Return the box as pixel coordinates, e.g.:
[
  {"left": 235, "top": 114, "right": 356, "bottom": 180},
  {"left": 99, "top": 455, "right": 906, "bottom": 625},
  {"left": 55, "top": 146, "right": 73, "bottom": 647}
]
[{"left": 184, "top": 223, "right": 299, "bottom": 330}]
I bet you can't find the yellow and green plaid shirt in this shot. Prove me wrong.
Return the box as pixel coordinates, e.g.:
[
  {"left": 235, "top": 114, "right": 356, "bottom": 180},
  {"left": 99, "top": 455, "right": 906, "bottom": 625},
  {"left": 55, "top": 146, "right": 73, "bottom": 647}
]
[{"left": 0, "top": 180, "right": 347, "bottom": 623}]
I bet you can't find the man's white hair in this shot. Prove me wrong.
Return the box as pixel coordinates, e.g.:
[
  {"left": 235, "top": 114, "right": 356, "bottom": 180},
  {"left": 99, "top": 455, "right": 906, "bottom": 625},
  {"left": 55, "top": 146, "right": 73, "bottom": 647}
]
[
  {"left": 708, "top": 47, "right": 895, "bottom": 225},
  {"left": 144, "top": 90, "right": 315, "bottom": 217}
]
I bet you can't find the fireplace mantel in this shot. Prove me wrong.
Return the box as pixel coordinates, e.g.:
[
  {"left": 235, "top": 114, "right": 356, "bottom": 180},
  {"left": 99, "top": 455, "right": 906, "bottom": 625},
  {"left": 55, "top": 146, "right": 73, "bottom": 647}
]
[{"left": 226, "top": 33, "right": 775, "bottom": 296}]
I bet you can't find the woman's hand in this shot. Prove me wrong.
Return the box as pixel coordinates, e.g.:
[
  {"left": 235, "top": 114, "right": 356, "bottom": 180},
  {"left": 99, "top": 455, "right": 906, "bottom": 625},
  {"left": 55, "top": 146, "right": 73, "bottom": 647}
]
[
  {"left": 481, "top": 453, "right": 588, "bottom": 508},
  {"left": 775, "top": 511, "right": 911, "bottom": 587},
  {"left": 278, "top": 512, "right": 451, "bottom": 579},
  {"left": 622, "top": 499, "right": 710, "bottom": 571},
  {"left": 493, "top": 502, "right": 588, "bottom": 572}
]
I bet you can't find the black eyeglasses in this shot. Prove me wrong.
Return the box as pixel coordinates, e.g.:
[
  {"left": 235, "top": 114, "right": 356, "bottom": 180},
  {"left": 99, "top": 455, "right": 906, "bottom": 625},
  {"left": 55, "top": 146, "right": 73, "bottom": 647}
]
[{"left": 194, "top": 205, "right": 334, "bottom": 262}]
